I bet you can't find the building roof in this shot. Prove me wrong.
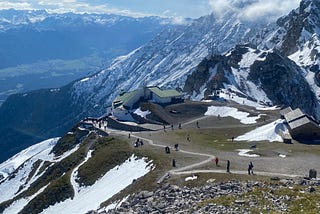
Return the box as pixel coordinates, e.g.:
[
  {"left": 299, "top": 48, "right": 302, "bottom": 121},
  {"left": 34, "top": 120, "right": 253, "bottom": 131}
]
[
  {"left": 280, "top": 107, "right": 292, "bottom": 116},
  {"left": 284, "top": 108, "right": 304, "bottom": 123},
  {"left": 148, "top": 87, "right": 181, "bottom": 98},
  {"left": 113, "top": 90, "right": 139, "bottom": 108},
  {"left": 283, "top": 108, "right": 320, "bottom": 130},
  {"left": 288, "top": 116, "right": 311, "bottom": 130}
]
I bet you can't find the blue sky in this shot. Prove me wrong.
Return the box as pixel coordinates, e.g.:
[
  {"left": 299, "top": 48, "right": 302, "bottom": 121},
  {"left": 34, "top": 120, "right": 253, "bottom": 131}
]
[{"left": 0, "top": 0, "right": 300, "bottom": 19}]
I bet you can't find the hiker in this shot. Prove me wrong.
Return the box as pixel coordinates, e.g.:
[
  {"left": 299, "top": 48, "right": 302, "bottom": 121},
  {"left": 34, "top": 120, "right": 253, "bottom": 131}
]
[
  {"left": 134, "top": 141, "right": 138, "bottom": 147},
  {"left": 174, "top": 144, "right": 179, "bottom": 151},
  {"left": 165, "top": 146, "right": 170, "bottom": 154},
  {"left": 172, "top": 159, "right": 176, "bottom": 167},
  {"left": 215, "top": 157, "right": 219, "bottom": 166},
  {"left": 196, "top": 121, "right": 199, "bottom": 128},
  {"left": 128, "top": 133, "right": 131, "bottom": 138},
  {"left": 187, "top": 134, "right": 190, "bottom": 142},
  {"left": 163, "top": 125, "right": 166, "bottom": 132},
  {"left": 226, "top": 160, "right": 230, "bottom": 173},
  {"left": 178, "top": 123, "right": 181, "bottom": 129},
  {"left": 218, "top": 114, "right": 221, "bottom": 120},
  {"left": 249, "top": 161, "right": 254, "bottom": 175},
  {"left": 231, "top": 136, "right": 234, "bottom": 142},
  {"left": 171, "top": 124, "right": 174, "bottom": 130}
]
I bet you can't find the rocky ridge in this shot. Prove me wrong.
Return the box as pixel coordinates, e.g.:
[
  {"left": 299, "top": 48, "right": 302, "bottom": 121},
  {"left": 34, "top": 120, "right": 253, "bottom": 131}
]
[{"left": 101, "top": 179, "right": 320, "bottom": 213}]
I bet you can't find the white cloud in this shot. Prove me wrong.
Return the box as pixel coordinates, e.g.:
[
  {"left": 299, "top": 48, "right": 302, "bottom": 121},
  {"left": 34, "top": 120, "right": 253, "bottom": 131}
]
[
  {"left": 0, "top": 2, "right": 32, "bottom": 10},
  {"left": 0, "top": 0, "right": 155, "bottom": 17},
  {"left": 208, "top": 0, "right": 238, "bottom": 17},
  {"left": 208, "top": 0, "right": 300, "bottom": 21}
]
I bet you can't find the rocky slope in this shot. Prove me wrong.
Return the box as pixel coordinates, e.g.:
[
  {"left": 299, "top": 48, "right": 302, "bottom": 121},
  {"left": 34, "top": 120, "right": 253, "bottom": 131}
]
[
  {"left": 102, "top": 179, "right": 320, "bottom": 213},
  {"left": 256, "top": 0, "right": 320, "bottom": 116},
  {"left": 184, "top": 0, "right": 320, "bottom": 118},
  {"left": 184, "top": 44, "right": 319, "bottom": 117}
]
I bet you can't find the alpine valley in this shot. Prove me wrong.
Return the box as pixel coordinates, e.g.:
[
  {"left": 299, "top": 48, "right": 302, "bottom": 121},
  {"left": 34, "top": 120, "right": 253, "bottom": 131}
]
[
  {"left": 0, "top": 9, "right": 179, "bottom": 106},
  {"left": 1, "top": 0, "right": 320, "bottom": 213}
]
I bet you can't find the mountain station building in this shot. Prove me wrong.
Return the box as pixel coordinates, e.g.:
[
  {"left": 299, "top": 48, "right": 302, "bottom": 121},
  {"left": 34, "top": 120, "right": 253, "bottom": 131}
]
[
  {"left": 111, "top": 86, "right": 183, "bottom": 120},
  {"left": 281, "top": 107, "right": 320, "bottom": 141}
]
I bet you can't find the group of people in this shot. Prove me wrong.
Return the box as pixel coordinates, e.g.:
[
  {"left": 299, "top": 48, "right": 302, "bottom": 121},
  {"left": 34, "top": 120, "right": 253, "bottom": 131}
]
[
  {"left": 214, "top": 157, "right": 254, "bottom": 175},
  {"left": 133, "top": 138, "right": 144, "bottom": 147},
  {"left": 164, "top": 123, "right": 182, "bottom": 131}
]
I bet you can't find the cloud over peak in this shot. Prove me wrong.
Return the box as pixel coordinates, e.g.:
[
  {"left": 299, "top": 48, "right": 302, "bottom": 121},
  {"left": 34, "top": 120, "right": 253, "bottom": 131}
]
[{"left": 209, "top": 0, "right": 300, "bottom": 21}]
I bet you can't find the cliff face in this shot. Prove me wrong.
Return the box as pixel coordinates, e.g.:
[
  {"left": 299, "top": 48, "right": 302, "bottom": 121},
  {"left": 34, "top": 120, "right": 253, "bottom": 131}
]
[
  {"left": 184, "top": 44, "right": 319, "bottom": 118},
  {"left": 249, "top": 51, "right": 318, "bottom": 115}
]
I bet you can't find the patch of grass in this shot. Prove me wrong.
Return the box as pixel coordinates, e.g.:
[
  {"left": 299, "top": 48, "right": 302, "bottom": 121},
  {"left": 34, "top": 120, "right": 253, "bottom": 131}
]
[
  {"left": 36, "top": 161, "right": 52, "bottom": 176},
  {"left": 77, "top": 137, "right": 133, "bottom": 186},
  {"left": 274, "top": 187, "right": 320, "bottom": 213},
  {"left": 51, "top": 124, "right": 89, "bottom": 156},
  {"left": 200, "top": 195, "right": 237, "bottom": 207},
  {"left": 19, "top": 172, "right": 74, "bottom": 214},
  {"left": 100, "top": 139, "right": 181, "bottom": 208},
  {"left": 172, "top": 128, "right": 254, "bottom": 152}
]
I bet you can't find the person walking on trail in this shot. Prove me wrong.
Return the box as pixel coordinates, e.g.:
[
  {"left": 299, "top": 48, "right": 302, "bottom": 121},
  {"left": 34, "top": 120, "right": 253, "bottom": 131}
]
[
  {"left": 196, "top": 121, "right": 199, "bottom": 128},
  {"left": 172, "top": 159, "right": 176, "bottom": 167},
  {"left": 249, "top": 161, "right": 254, "bottom": 175},
  {"left": 226, "top": 160, "right": 230, "bottom": 173},
  {"left": 215, "top": 157, "right": 219, "bottom": 166}
]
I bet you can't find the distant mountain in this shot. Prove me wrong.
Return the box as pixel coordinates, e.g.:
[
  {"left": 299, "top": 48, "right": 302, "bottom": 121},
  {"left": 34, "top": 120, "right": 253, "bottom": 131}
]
[
  {"left": 0, "top": 9, "right": 179, "bottom": 106},
  {"left": 0, "top": 9, "right": 178, "bottom": 69}
]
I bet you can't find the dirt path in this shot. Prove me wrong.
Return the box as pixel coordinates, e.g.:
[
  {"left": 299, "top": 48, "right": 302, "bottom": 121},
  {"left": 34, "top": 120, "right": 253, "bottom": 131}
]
[{"left": 171, "top": 169, "right": 300, "bottom": 178}]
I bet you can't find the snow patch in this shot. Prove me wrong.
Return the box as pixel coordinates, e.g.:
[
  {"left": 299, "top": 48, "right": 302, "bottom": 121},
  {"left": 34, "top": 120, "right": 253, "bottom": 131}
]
[
  {"left": 256, "top": 106, "right": 280, "bottom": 110},
  {"left": 0, "top": 138, "right": 59, "bottom": 179},
  {"left": 235, "top": 119, "right": 287, "bottom": 142},
  {"left": 3, "top": 184, "right": 49, "bottom": 214},
  {"left": 185, "top": 175, "right": 198, "bottom": 181},
  {"left": 133, "top": 108, "right": 151, "bottom": 118},
  {"left": 41, "top": 155, "right": 153, "bottom": 214},
  {"left": 80, "top": 77, "right": 90, "bottom": 82},
  {"left": 104, "top": 195, "right": 130, "bottom": 212},
  {"left": 237, "top": 149, "right": 260, "bottom": 158},
  {"left": 204, "top": 106, "right": 260, "bottom": 124}
]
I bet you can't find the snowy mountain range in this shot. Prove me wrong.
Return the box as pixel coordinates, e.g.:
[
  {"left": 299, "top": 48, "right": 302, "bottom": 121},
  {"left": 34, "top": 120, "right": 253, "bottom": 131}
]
[
  {"left": 1, "top": 0, "right": 320, "bottom": 163},
  {"left": 71, "top": 0, "right": 320, "bottom": 117},
  {"left": 71, "top": 11, "right": 268, "bottom": 114}
]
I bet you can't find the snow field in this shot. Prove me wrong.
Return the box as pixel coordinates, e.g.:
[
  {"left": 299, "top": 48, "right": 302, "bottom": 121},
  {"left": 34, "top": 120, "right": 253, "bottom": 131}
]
[
  {"left": 0, "top": 138, "right": 59, "bottom": 203},
  {"left": 235, "top": 119, "right": 287, "bottom": 142},
  {"left": 204, "top": 106, "right": 261, "bottom": 124},
  {"left": 41, "top": 154, "right": 153, "bottom": 214}
]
